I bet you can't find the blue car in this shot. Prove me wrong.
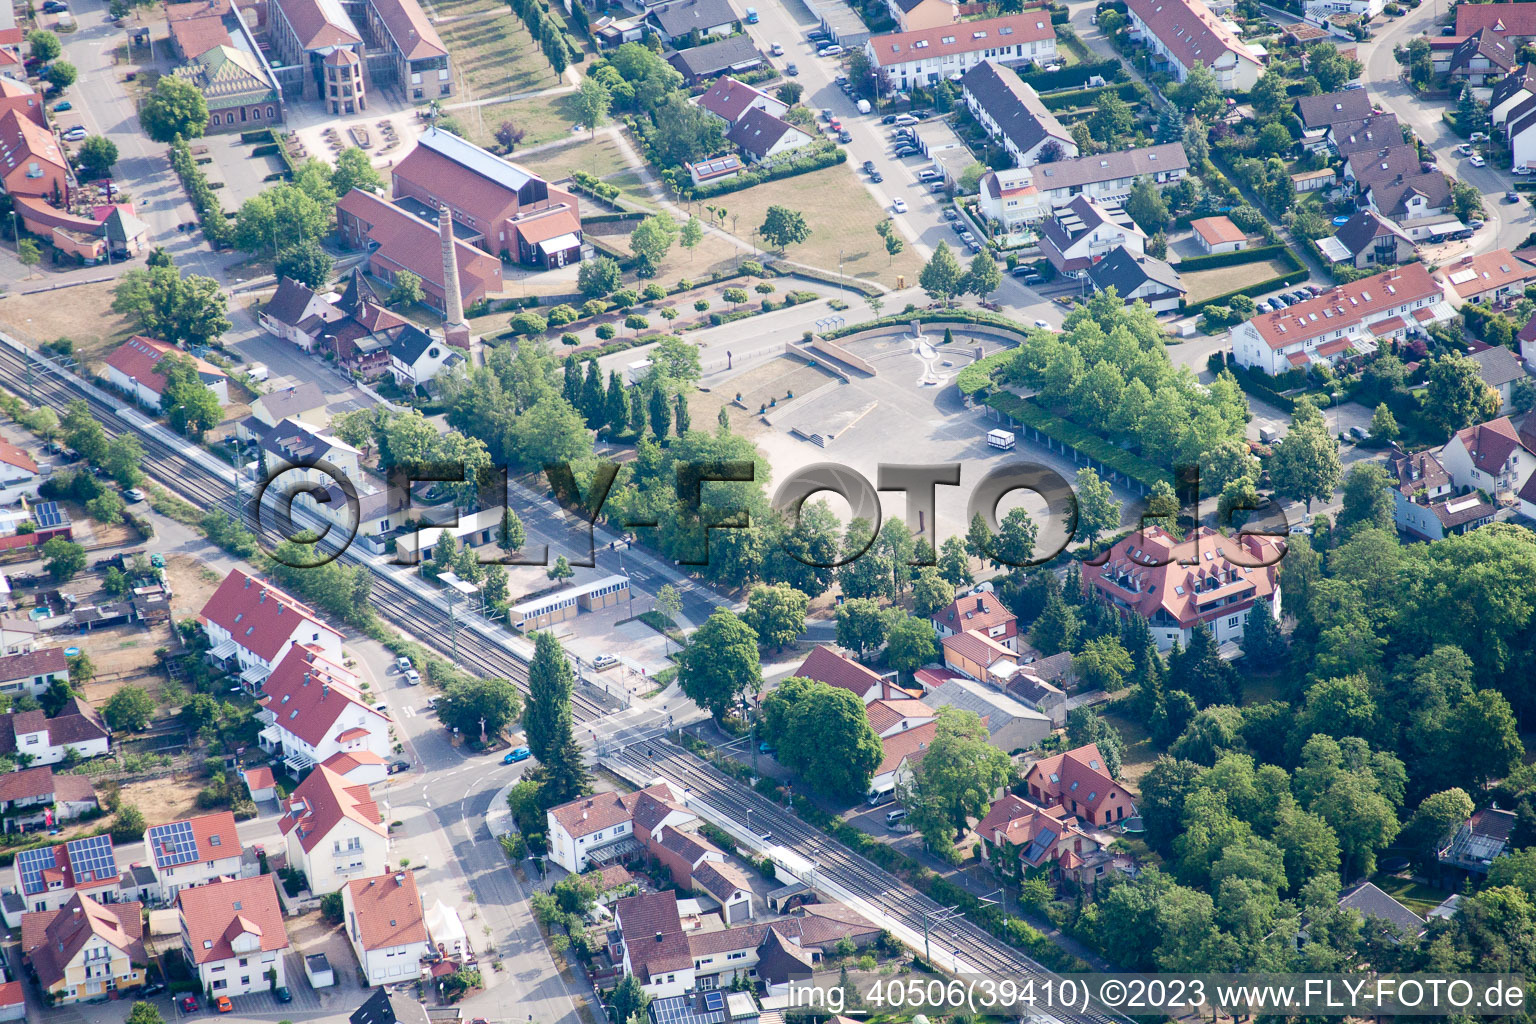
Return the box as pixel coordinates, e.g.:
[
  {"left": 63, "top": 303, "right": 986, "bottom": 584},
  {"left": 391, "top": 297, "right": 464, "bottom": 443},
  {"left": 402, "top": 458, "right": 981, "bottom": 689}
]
[
  {"left": 53, "top": 101, "right": 71, "bottom": 112},
  {"left": 503, "top": 746, "right": 531, "bottom": 764}
]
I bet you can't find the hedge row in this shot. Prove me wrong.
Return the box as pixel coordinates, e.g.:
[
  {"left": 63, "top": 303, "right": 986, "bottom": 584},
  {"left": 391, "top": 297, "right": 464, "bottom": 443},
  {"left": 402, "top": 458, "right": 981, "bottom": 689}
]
[
  {"left": 987, "top": 392, "right": 1172, "bottom": 489},
  {"left": 1174, "top": 242, "right": 1295, "bottom": 272},
  {"left": 169, "top": 138, "right": 233, "bottom": 247},
  {"left": 956, "top": 348, "right": 1017, "bottom": 396},
  {"left": 783, "top": 263, "right": 883, "bottom": 297},
  {"left": 1040, "top": 80, "right": 1148, "bottom": 112},
  {"left": 679, "top": 145, "right": 847, "bottom": 200},
  {"left": 1180, "top": 244, "right": 1308, "bottom": 315},
  {"left": 1016, "top": 57, "right": 1123, "bottom": 91},
  {"left": 583, "top": 210, "right": 647, "bottom": 224}
]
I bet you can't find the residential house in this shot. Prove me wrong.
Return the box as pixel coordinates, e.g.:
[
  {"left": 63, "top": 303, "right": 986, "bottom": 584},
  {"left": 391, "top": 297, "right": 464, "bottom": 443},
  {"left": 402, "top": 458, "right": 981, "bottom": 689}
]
[
  {"left": 0, "top": 78, "right": 43, "bottom": 128},
  {"left": 1343, "top": 143, "right": 1429, "bottom": 192},
  {"left": 259, "top": 645, "right": 391, "bottom": 773},
  {"left": 390, "top": 127, "right": 583, "bottom": 268},
  {"left": 1457, "top": 3, "right": 1536, "bottom": 43},
  {"left": 0, "top": 439, "right": 37, "bottom": 504},
  {"left": 238, "top": 381, "right": 330, "bottom": 441},
  {"left": 143, "top": 811, "right": 245, "bottom": 903},
  {"left": 648, "top": 0, "right": 738, "bottom": 41},
  {"left": 1321, "top": 208, "right": 1415, "bottom": 269},
  {"left": 320, "top": 749, "right": 389, "bottom": 787},
  {"left": 102, "top": 336, "right": 230, "bottom": 410},
  {"left": 267, "top": 0, "right": 366, "bottom": 104},
  {"left": 863, "top": 13, "right": 1058, "bottom": 94},
  {"left": 976, "top": 144, "right": 1190, "bottom": 230},
  {"left": 1328, "top": 113, "right": 1400, "bottom": 159},
  {"left": 545, "top": 781, "right": 692, "bottom": 873},
  {"left": 1191, "top": 215, "right": 1247, "bottom": 254},
  {"left": 668, "top": 35, "right": 764, "bottom": 83},
  {"left": 1438, "top": 807, "right": 1517, "bottom": 876},
  {"left": 1365, "top": 171, "right": 1454, "bottom": 239},
  {"left": 0, "top": 646, "right": 63, "bottom": 700},
  {"left": 930, "top": 591, "right": 1018, "bottom": 649},
  {"left": 259, "top": 270, "right": 398, "bottom": 377},
  {"left": 592, "top": 15, "right": 646, "bottom": 47},
  {"left": 975, "top": 794, "right": 1122, "bottom": 883},
  {"left": 696, "top": 76, "right": 786, "bottom": 125},
  {"left": 1294, "top": 89, "right": 1374, "bottom": 150},
  {"left": 387, "top": 324, "right": 462, "bottom": 389},
  {"left": 255, "top": 418, "right": 362, "bottom": 491},
  {"left": 1004, "top": 671, "right": 1068, "bottom": 726},
  {"left": 1291, "top": 167, "right": 1337, "bottom": 193},
  {"left": 1083, "top": 525, "right": 1283, "bottom": 650},
  {"left": 864, "top": 697, "right": 936, "bottom": 738},
  {"left": 1124, "top": 0, "right": 1263, "bottom": 91},
  {"left": 1230, "top": 264, "right": 1451, "bottom": 375},
  {"left": 19, "top": 892, "right": 145, "bottom": 1003},
  {"left": 14, "top": 836, "right": 121, "bottom": 914},
  {"left": 172, "top": 44, "right": 281, "bottom": 132},
  {"left": 920, "top": 677, "right": 1052, "bottom": 752},
  {"left": 727, "top": 108, "right": 815, "bottom": 164},
  {"left": 361, "top": 0, "right": 452, "bottom": 101},
  {"left": 178, "top": 875, "right": 289, "bottom": 997},
  {"left": 888, "top": 0, "right": 958, "bottom": 32},
  {"left": 693, "top": 861, "right": 755, "bottom": 924},
  {"left": 1022, "top": 743, "right": 1136, "bottom": 826},
  {"left": 278, "top": 763, "right": 389, "bottom": 894},
  {"left": 612, "top": 890, "right": 694, "bottom": 996},
  {"left": 1302, "top": 0, "right": 1384, "bottom": 20},
  {"left": 335, "top": 188, "right": 506, "bottom": 314},
  {"left": 1449, "top": 28, "right": 1515, "bottom": 87},
  {"left": 1084, "top": 246, "right": 1187, "bottom": 313},
  {"left": 1386, "top": 448, "right": 1493, "bottom": 541},
  {"left": 1492, "top": 63, "right": 1536, "bottom": 125},
  {"left": 685, "top": 910, "right": 880, "bottom": 991},
  {"left": 867, "top": 718, "right": 938, "bottom": 803},
  {"left": 258, "top": 276, "right": 348, "bottom": 349},
  {"left": 1440, "top": 416, "right": 1535, "bottom": 496},
  {"left": 0, "top": 766, "right": 97, "bottom": 832},
  {"left": 0, "top": 698, "right": 112, "bottom": 766},
  {"left": 687, "top": 155, "right": 744, "bottom": 185},
  {"left": 1038, "top": 196, "right": 1145, "bottom": 278},
  {"left": 343, "top": 870, "right": 431, "bottom": 985},
  {"left": 1337, "top": 882, "right": 1426, "bottom": 939},
  {"left": 791, "top": 645, "right": 902, "bottom": 704},
  {"left": 1469, "top": 345, "right": 1529, "bottom": 412},
  {"left": 960, "top": 60, "right": 1077, "bottom": 167},
  {"left": 940, "top": 629, "right": 1018, "bottom": 683},
  {"left": 199, "top": 569, "right": 344, "bottom": 691},
  {"left": 0, "top": 108, "right": 67, "bottom": 201},
  {"left": 1435, "top": 250, "right": 1536, "bottom": 306}
]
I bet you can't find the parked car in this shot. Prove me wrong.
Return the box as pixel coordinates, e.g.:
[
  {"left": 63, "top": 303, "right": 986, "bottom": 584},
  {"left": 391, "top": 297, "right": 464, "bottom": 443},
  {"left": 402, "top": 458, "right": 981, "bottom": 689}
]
[
  {"left": 894, "top": 113, "right": 919, "bottom": 125},
  {"left": 504, "top": 746, "right": 532, "bottom": 763},
  {"left": 769, "top": 41, "right": 783, "bottom": 55},
  {"left": 894, "top": 146, "right": 918, "bottom": 157},
  {"left": 784, "top": 62, "right": 798, "bottom": 75},
  {"left": 1517, "top": 165, "right": 1533, "bottom": 175},
  {"left": 869, "top": 171, "right": 883, "bottom": 182},
  {"left": 882, "top": 113, "right": 899, "bottom": 124},
  {"left": 892, "top": 197, "right": 908, "bottom": 213},
  {"left": 807, "top": 28, "right": 828, "bottom": 41},
  {"left": 960, "top": 231, "right": 975, "bottom": 243},
  {"left": 405, "top": 669, "right": 421, "bottom": 685},
  {"left": 943, "top": 208, "right": 959, "bottom": 220},
  {"left": 818, "top": 44, "right": 844, "bottom": 56},
  {"left": 1507, "top": 191, "right": 1522, "bottom": 203},
  {"left": 396, "top": 656, "right": 412, "bottom": 673},
  {"left": 388, "top": 760, "right": 410, "bottom": 774},
  {"left": 150, "top": 552, "right": 165, "bottom": 568},
  {"left": 929, "top": 182, "right": 946, "bottom": 193},
  {"left": 592, "top": 653, "right": 620, "bottom": 670},
  {"left": 1023, "top": 273, "right": 1044, "bottom": 284},
  {"left": 1469, "top": 154, "right": 1486, "bottom": 167},
  {"left": 744, "top": 6, "right": 758, "bottom": 22},
  {"left": 967, "top": 239, "right": 982, "bottom": 252},
  {"left": 1455, "top": 143, "right": 1473, "bottom": 156},
  {"left": 41, "top": 0, "right": 67, "bottom": 11},
  {"left": 141, "top": 982, "right": 167, "bottom": 998},
  {"left": 124, "top": 487, "right": 146, "bottom": 503},
  {"left": 1469, "top": 218, "right": 1485, "bottom": 229},
  {"left": 180, "top": 996, "right": 200, "bottom": 1013},
  {"left": 863, "top": 159, "right": 876, "bottom": 174},
  {"left": 274, "top": 988, "right": 293, "bottom": 1004},
  {"left": 1033, "top": 318, "right": 1051, "bottom": 329},
  {"left": 53, "top": 100, "right": 71, "bottom": 112},
  {"left": 838, "top": 130, "right": 852, "bottom": 143},
  {"left": 63, "top": 126, "right": 85, "bottom": 141},
  {"left": 216, "top": 996, "right": 233, "bottom": 1013}
]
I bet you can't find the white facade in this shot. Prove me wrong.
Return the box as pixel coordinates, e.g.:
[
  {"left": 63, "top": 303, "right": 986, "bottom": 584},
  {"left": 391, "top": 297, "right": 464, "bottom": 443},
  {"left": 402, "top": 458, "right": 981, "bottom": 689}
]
[
  {"left": 287, "top": 816, "right": 388, "bottom": 897},
  {"left": 1441, "top": 430, "right": 1535, "bottom": 496},
  {"left": 190, "top": 934, "right": 285, "bottom": 997},
  {"left": 0, "top": 716, "right": 109, "bottom": 767},
  {"left": 0, "top": 460, "right": 38, "bottom": 505},
  {"left": 1303, "top": 0, "right": 1385, "bottom": 21},
  {"left": 342, "top": 875, "right": 432, "bottom": 986},
  {"left": 1125, "top": 0, "right": 1262, "bottom": 91},
  {"left": 142, "top": 843, "right": 245, "bottom": 904}
]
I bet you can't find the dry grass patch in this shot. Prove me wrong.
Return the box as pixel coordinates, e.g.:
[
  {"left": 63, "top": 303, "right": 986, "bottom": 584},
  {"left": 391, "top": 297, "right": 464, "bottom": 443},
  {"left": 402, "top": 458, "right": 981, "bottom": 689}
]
[
  {"left": 436, "top": 0, "right": 567, "bottom": 102},
  {"left": 1, "top": 281, "right": 137, "bottom": 363},
  {"left": 1178, "top": 258, "right": 1297, "bottom": 305},
  {"left": 116, "top": 772, "right": 207, "bottom": 827}
]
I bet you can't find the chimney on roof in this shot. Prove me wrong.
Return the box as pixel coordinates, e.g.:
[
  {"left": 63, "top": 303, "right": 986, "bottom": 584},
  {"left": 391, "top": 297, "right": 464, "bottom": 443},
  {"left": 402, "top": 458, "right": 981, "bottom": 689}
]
[
  {"left": 976, "top": 596, "right": 984, "bottom": 611},
  {"left": 395, "top": 872, "right": 406, "bottom": 885},
  {"left": 322, "top": 683, "right": 329, "bottom": 700}
]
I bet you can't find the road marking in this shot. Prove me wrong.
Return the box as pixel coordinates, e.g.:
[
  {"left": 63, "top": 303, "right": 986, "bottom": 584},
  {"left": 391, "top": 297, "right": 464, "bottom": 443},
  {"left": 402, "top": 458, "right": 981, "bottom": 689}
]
[{"left": 401, "top": 705, "right": 416, "bottom": 717}]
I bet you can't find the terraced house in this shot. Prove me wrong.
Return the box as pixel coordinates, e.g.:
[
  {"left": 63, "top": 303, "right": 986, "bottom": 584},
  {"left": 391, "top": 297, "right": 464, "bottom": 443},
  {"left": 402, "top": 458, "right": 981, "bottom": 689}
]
[
  {"left": 1124, "top": 0, "right": 1263, "bottom": 91},
  {"left": 864, "top": 12, "right": 1058, "bottom": 93}
]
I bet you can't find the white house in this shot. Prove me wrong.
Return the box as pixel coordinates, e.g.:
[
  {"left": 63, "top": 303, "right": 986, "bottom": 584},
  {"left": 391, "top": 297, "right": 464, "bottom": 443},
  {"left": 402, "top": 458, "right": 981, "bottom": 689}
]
[
  {"left": 237, "top": 382, "right": 331, "bottom": 442},
  {"left": 1231, "top": 264, "right": 1452, "bottom": 376},
  {"left": 1302, "top": 0, "right": 1385, "bottom": 22},
  {"left": 867, "top": 718, "right": 938, "bottom": 803},
  {"left": 278, "top": 764, "right": 389, "bottom": 895},
  {"left": 253, "top": 419, "right": 363, "bottom": 499},
  {"left": 14, "top": 835, "right": 122, "bottom": 914},
  {"left": 1191, "top": 215, "right": 1247, "bottom": 254},
  {"left": 1434, "top": 250, "right": 1536, "bottom": 306},
  {"left": 612, "top": 890, "right": 694, "bottom": 996},
  {"left": 102, "top": 335, "right": 229, "bottom": 410},
  {"left": 1492, "top": 65, "right": 1536, "bottom": 127},
  {"left": 726, "top": 108, "right": 815, "bottom": 165},
  {"left": 1124, "top": 0, "right": 1263, "bottom": 91},
  {"left": 0, "top": 647, "right": 66, "bottom": 700},
  {"left": 256, "top": 644, "right": 391, "bottom": 774},
  {"left": 647, "top": 0, "right": 738, "bottom": 41},
  {"left": 387, "top": 325, "right": 461, "bottom": 389},
  {"left": 1085, "top": 246, "right": 1188, "bottom": 313},
  {"left": 143, "top": 811, "right": 247, "bottom": 903},
  {"left": 545, "top": 782, "right": 692, "bottom": 874},
  {"left": 977, "top": 144, "right": 1190, "bottom": 230},
  {"left": 178, "top": 875, "right": 289, "bottom": 998},
  {"left": 0, "top": 766, "right": 97, "bottom": 832},
  {"left": 199, "top": 569, "right": 344, "bottom": 692},
  {"left": 0, "top": 440, "right": 38, "bottom": 504},
  {"left": 0, "top": 698, "right": 111, "bottom": 767},
  {"left": 696, "top": 76, "right": 787, "bottom": 125},
  {"left": 1440, "top": 416, "right": 1535, "bottom": 497},
  {"left": 960, "top": 60, "right": 1077, "bottom": 167},
  {"left": 864, "top": 696, "right": 936, "bottom": 739},
  {"left": 1038, "top": 196, "right": 1145, "bottom": 278},
  {"left": 258, "top": 277, "right": 347, "bottom": 349},
  {"left": 864, "top": 12, "right": 1058, "bottom": 94},
  {"left": 343, "top": 870, "right": 432, "bottom": 986}
]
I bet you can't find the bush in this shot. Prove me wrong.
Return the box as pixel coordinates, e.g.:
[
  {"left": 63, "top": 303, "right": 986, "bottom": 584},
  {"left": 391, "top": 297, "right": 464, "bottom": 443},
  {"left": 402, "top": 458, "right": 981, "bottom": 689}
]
[
  {"left": 546, "top": 304, "right": 579, "bottom": 327},
  {"left": 508, "top": 312, "right": 548, "bottom": 336},
  {"left": 956, "top": 348, "right": 1016, "bottom": 396},
  {"left": 320, "top": 891, "right": 344, "bottom": 924},
  {"left": 596, "top": 324, "right": 616, "bottom": 340},
  {"left": 681, "top": 145, "right": 848, "bottom": 199}
]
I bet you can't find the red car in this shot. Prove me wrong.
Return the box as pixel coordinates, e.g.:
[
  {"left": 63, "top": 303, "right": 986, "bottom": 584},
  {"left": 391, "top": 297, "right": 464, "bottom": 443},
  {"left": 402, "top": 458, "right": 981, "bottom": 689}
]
[{"left": 180, "top": 995, "right": 200, "bottom": 1013}]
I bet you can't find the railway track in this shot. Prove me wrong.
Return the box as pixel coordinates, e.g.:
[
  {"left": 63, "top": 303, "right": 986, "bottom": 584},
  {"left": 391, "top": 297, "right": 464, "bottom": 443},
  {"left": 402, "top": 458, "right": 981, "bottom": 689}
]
[
  {"left": 609, "top": 739, "right": 1128, "bottom": 1024},
  {"left": 0, "top": 341, "right": 617, "bottom": 721}
]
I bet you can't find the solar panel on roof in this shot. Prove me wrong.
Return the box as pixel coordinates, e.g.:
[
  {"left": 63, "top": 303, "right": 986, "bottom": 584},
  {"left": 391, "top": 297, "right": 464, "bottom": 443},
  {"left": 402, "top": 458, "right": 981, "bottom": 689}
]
[
  {"left": 66, "top": 834, "right": 116, "bottom": 884},
  {"left": 147, "top": 819, "right": 199, "bottom": 869},
  {"left": 704, "top": 992, "right": 725, "bottom": 1012},
  {"left": 16, "top": 845, "right": 56, "bottom": 895},
  {"left": 32, "top": 502, "right": 63, "bottom": 529}
]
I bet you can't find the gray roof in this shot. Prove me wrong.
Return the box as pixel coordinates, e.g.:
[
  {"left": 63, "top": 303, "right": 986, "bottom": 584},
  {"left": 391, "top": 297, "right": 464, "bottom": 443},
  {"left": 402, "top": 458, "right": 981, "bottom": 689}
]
[
  {"left": 650, "top": 0, "right": 738, "bottom": 35},
  {"left": 1086, "top": 245, "right": 1186, "bottom": 297},
  {"left": 1349, "top": 144, "right": 1426, "bottom": 189},
  {"left": 920, "top": 676, "right": 1050, "bottom": 731},
  {"left": 416, "top": 127, "right": 534, "bottom": 193},
  {"left": 1295, "top": 89, "right": 1373, "bottom": 129},
  {"left": 1452, "top": 28, "right": 1514, "bottom": 73},
  {"left": 1333, "top": 209, "right": 1410, "bottom": 256},
  {"left": 1470, "top": 344, "right": 1528, "bottom": 387},
  {"left": 727, "top": 106, "right": 807, "bottom": 159},
  {"left": 961, "top": 60, "right": 1072, "bottom": 158},
  {"left": 1027, "top": 143, "right": 1189, "bottom": 192},
  {"left": 1493, "top": 63, "right": 1536, "bottom": 109},
  {"left": 264, "top": 277, "right": 319, "bottom": 328},
  {"left": 256, "top": 380, "right": 327, "bottom": 419},
  {"left": 1338, "top": 882, "right": 1425, "bottom": 936},
  {"left": 1331, "top": 113, "right": 1402, "bottom": 156},
  {"left": 1370, "top": 170, "right": 1451, "bottom": 218},
  {"left": 668, "top": 35, "right": 762, "bottom": 78},
  {"left": 388, "top": 323, "right": 441, "bottom": 366}
]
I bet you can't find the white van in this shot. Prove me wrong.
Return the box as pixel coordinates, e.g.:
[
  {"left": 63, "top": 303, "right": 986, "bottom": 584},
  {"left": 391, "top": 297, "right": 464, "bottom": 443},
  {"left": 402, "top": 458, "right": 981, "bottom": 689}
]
[
  {"left": 987, "top": 428, "right": 1016, "bottom": 450},
  {"left": 867, "top": 789, "right": 895, "bottom": 807},
  {"left": 857, "top": 98, "right": 871, "bottom": 114}
]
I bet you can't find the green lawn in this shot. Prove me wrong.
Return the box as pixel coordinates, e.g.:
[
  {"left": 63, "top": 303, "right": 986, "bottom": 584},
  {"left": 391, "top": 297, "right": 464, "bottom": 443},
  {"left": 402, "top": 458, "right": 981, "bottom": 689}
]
[
  {"left": 1369, "top": 873, "right": 1454, "bottom": 916},
  {"left": 1179, "top": 257, "right": 1297, "bottom": 304},
  {"left": 436, "top": 0, "right": 569, "bottom": 103},
  {"left": 457, "top": 92, "right": 584, "bottom": 151},
  {"left": 513, "top": 136, "right": 657, "bottom": 207}
]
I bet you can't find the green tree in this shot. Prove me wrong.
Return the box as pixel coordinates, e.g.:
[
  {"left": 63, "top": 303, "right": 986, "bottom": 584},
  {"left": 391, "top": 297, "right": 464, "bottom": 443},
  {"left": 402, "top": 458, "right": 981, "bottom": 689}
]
[
  {"left": 578, "top": 256, "right": 623, "bottom": 298},
  {"left": 140, "top": 75, "right": 209, "bottom": 141},
  {"left": 991, "top": 507, "right": 1037, "bottom": 568},
  {"left": 919, "top": 242, "right": 964, "bottom": 306},
  {"left": 101, "top": 434, "right": 145, "bottom": 487},
  {"left": 87, "top": 491, "right": 126, "bottom": 525},
  {"left": 1249, "top": 69, "right": 1288, "bottom": 116},
  {"left": 1125, "top": 177, "right": 1171, "bottom": 233},
  {"left": 77, "top": 136, "right": 119, "bottom": 179},
  {"left": 937, "top": 536, "right": 972, "bottom": 586},
  {"left": 743, "top": 583, "right": 808, "bottom": 650},
  {"left": 102, "top": 684, "right": 155, "bottom": 732},
  {"left": 885, "top": 615, "right": 938, "bottom": 675},
  {"left": 160, "top": 355, "right": 224, "bottom": 438},
  {"left": 1089, "top": 91, "right": 1134, "bottom": 144},
  {"left": 110, "top": 266, "right": 230, "bottom": 347},
  {"left": 836, "top": 598, "right": 893, "bottom": 660},
  {"left": 910, "top": 566, "right": 955, "bottom": 619},
  {"left": 42, "top": 536, "right": 85, "bottom": 581},
  {"left": 546, "top": 554, "right": 574, "bottom": 581},
  {"left": 233, "top": 183, "right": 331, "bottom": 257},
  {"left": 1173, "top": 62, "right": 1223, "bottom": 119},
  {"left": 764, "top": 678, "right": 883, "bottom": 800},
  {"left": 1030, "top": 591, "right": 1079, "bottom": 655},
  {"left": 387, "top": 270, "right": 424, "bottom": 308},
  {"left": 1270, "top": 417, "right": 1340, "bottom": 514},
  {"left": 1423, "top": 351, "right": 1500, "bottom": 435},
  {"left": 1074, "top": 635, "right": 1132, "bottom": 694},
  {"left": 1338, "top": 463, "right": 1394, "bottom": 534},
  {"left": 1401, "top": 788, "right": 1474, "bottom": 869},
  {"left": 438, "top": 676, "right": 524, "bottom": 746},
  {"left": 275, "top": 239, "right": 333, "bottom": 290},
  {"left": 964, "top": 251, "right": 1002, "bottom": 299},
  {"left": 524, "top": 631, "right": 574, "bottom": 763},
  {"left": 629, "top": 214, "right": 677, "bottom": 276},
  {"left": 331, "top": 146, "right": 383, "bottom": 196},
  {"left": 1075, "top": 467, "right": 1120, "bottom": 546},
  {"left": 900, "top": 706, "right": 1015, "bottom": 860},
  {"left": 1066, "top": 706, "right": 1125, "bottom": 777},
  {"left": 677, "top": 609, "right": 760, "bottom": 721},
  {"left": 126, "top": 1002, "right": 165, "bottom": 1024},
  {"left": 499, "top": 508, "right": 525, "bottom": 553},
  {"left": 16, "top": 238, "right": 40, "bottom": 269},
  {"left": 27, "top": 29, "right": 60, "bottom": 61},
  {"left": 1369, "top": 402, "right": 1399, "bottom": 442},
  {"left": 609, "top": 976, "right": 652, "bottom": 1024},
  {"left": 679, "top": 216, "right": 703, "bottom": 258},
  {"left": 575, "top": 76, "right": 611, "bottom": 138},
  {"left": 760, "top": 205, "right": 811, "bottom": 251}
]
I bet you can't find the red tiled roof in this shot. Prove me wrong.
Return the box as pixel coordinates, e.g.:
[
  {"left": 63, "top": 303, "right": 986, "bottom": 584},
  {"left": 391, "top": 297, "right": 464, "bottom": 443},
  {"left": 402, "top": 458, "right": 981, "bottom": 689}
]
[
  {"left": 1436, "top": 248, "right": 1536, "bottom": 299},
  {"left": 1367, "top": 316, "right": 1406, "bottom": 337},
  {"left": 271, "top": 0, "right": 361, "bottom": 48},
  {"left": 366, "top": 0, "right": 446, "bottom": 60},
  {"left": 278, "top": 764, "right": 385, "bottom": 853},
  {"left": 178, "top": 875, "right": 289, "bottom": 964},
  {"left": 259, "top": 645, "right": 384, "bottom": 749},
  {"left": 0, "top": 438, "right": 37, "bottom": 474},
  {"left": 1457, "top": 2, "right": 1536, "bottom": 37},
  {"left": 347, "top": 871, "right": 427, "bottom": 950},
  {"left": 1315, "top": 337, "right": 1353, "bottom": 356},
  {"left": 337, "top": 188, "right": 502, "bottom": 303},
  {"left": 53, "top": 774, "right": 97, "bottom": 806},
  {"left": 0, "top": 108, "right": 64, "bottom": 187},
  {"left": 1084, "top": 525, "right": 1281, "bottom": 629},
  {"left": 150, "top": 811, "right": 238, "bottom": 869},
  {"left": 1024, "top": 743, "right": 1134, "bottom": 819},
  {"left": 941, "top": 629, "right": 1015, "bottom": 667},
  {"left": 865, "top": 698, "right": 934, "bottom": 734},
  {"left": 0, "top": 980, "right": 21, "bottom": 1009},
  {"left": 22, "top": 894, "right": 144, "bottom": 988},
  {"left": 875, "top": 719, "right": 937, "bottom": 776},
  {"left": 697, "top": 75, "right": 779, "bottom": 122},
  {"left": 1452, "top": 416, "right": 1526, "bottom": 474},
  {"left": 1126, "top": 0, "right": 1258, "bottom": 75},
  {"left": 103, "top": 335, "right": 227, "bottom": 398},
  {"left": 322, "top": 749, "right": 385, "bottom": 774},
  {"left": 615, "top": 890, "right": 690, "bottom": 981},
  {"left": 0, "top": 764, "right": 54, "bottom": 804},
  {"left": 167, "top": 0, "right": 233, "bottom": 22},
  {"left": 513, "top": 201, "right": 582, "bottom": 246},
  {"left": 243, "top": 766, "right": 276, "bottom": 792},
  {"left": 1191, "top": 215, "right": 1245, "bottom": 246},
  {"left": 931, "top": 593, "right": 1016, "bottom": 634},
  {"left": 547, "top": 782, "right": 683, "bottom": 840},
  {"left": 793, "top": 645, "right": 886, "bottom": 699},
  {"left": 913, "top": 666, "right": 965, "bottom": 689},
  {"left": 1245, "top": 264, "right": 1442, "bottom": 351},
  {"left": 199, "top": 569, "right": 333, "bottom": 664},
  {"left": 169, "top": 14, "right": 233, "bottom": 58},
  {"left": 867, "top": 12, "right": 1054, "bottom": 67}
]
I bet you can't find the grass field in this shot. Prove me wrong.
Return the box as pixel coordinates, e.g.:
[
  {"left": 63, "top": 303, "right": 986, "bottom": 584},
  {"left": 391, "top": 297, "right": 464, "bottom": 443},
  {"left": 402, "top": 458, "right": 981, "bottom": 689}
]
[
  {"left": 1369, "top": 873, "right": 1454, "bottom": 915},
  {"left": 1, "top": 281, "right": 137, "bottom": 364},
  {"left": 1179, "top": 258, "right": 1296, "bottom": 305},
  {"left": 515, "top": 136, "right": 658, "bottom": 208},
  {"left": 455, "top": 92, "right": 585, "bottom": 151},
  {"left": 435, "top": 0, "right": 577, "bottom": 145},
  {"left": 700, "top": 165, "right": 927, "bottom": 287}
]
